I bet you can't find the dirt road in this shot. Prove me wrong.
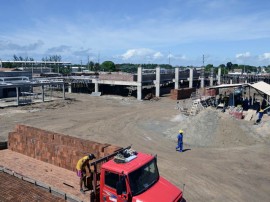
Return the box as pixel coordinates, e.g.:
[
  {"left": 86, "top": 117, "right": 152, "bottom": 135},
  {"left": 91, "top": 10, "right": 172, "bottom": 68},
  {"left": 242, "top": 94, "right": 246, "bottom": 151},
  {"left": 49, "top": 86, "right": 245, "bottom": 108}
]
[{"left": 1, "top": 93, "right": 270, "bottom": 201}]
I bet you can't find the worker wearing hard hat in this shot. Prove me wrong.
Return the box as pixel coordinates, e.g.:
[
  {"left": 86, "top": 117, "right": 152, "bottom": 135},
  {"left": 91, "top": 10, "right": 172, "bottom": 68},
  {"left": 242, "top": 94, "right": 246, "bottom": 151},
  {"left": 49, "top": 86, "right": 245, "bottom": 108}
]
[
  {"left": 176, "top": 130, "right": 184, "bottom": 152},
  {"left": 255, "top": 109, "right": 264, "bottom": 124}
]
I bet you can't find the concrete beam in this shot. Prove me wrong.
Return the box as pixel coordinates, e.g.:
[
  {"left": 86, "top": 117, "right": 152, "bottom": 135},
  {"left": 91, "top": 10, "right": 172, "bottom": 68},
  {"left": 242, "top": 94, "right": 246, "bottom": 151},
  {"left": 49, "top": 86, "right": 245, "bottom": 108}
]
[{"left": 96, "top": 80, "right": 137, "bottom": 86}]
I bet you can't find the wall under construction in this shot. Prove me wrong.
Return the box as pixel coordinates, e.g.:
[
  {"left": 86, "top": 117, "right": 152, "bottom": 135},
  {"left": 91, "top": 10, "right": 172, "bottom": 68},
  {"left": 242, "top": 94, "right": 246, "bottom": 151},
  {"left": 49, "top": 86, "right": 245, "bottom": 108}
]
[
  {"left": 170, "top": 88, "right": 196, "bottom": 100},
  {"left": 8, "top": 124, "right": 121, "bottom": 172}
]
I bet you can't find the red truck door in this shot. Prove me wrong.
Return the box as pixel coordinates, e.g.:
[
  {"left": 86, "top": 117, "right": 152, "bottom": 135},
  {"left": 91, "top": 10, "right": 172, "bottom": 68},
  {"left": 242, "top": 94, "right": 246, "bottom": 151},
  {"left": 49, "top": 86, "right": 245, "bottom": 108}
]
[{"left": 101, "top": 170, "right": 129, "bottom": 202}]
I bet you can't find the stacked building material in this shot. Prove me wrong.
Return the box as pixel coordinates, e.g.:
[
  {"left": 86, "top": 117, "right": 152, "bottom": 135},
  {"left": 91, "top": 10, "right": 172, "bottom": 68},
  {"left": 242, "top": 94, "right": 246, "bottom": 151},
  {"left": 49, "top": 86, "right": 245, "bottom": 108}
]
[
  {"left": 99, "top": 73, "right": 135, "bottom": 81},
  {"left": 170, "top": 88, "right": 196, "bottom": 100},
  {"left": 204, "top": 89, "right": 217, "bottom": 97},
  {"left": 8, "top": 124, "right": 122, "bottom": 172},
  {"left": 0, "top": 172, "right": 66, "bottom": 202},
  {"left": 228, "top": 107, "right": 243, "bottom": 119}
]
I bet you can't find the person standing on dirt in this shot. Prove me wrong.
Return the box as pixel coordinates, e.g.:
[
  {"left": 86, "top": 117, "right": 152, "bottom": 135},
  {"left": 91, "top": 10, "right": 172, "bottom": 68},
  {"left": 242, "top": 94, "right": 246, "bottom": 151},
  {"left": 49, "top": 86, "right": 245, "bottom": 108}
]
[
  {"left": 76, "top": 154, "right": 96, "bottom": 194},
  {"left": 255, "top": 109, "right": 264, "bottom": 124},
  {"left": 176, "top": 130, "right": 184, "bottom": 152}
]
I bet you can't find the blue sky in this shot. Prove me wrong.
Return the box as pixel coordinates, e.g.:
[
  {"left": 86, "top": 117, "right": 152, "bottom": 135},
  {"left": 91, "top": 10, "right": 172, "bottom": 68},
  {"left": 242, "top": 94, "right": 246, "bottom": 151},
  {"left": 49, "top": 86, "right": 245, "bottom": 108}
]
[{"left": 0, "top": 0, "right": 270, "bottom": 66}]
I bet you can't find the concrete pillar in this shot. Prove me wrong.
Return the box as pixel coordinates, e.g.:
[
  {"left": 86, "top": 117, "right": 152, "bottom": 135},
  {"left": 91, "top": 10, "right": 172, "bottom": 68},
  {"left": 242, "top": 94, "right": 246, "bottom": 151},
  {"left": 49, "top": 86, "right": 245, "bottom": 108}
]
[
  {"left": 62, "top": 83, "right": 66, "bottom": 100},
  {"left": 155, "top": 66, "right": 160, "bottom": 97},
  {"left": 200, "top": 78, "right": 205, "bottom": 88},
  {"left": 189, "top": 68, "right": 193, "bottom": 88},
  {"left": 68, "top": 83, "right": 72, "bottom": 93},
  {"left": 92, "top": 79, "right": 99, "bottom": 93},
  {"left": 230, "top": 79, "right": 233, "bottom": 84},
  {"left": 137, "top": 66, "right": 142, "bottom": 100},
  {"left": 95, "top": 82, "right": 99, "bottom": 92},
  {"left": 217, "top": 67, "right": 221, "bottom": 85},
  {"left": 210, "top": 68, "right": 214, "bottom": 87},
  {"left": 245, "top": 80, "right": 248, "bottom": 84},
  {"left": 41, "top": 85, "right": 45, "bottom": 102},
  {"left": 174, "top": 67, "right": 179, "bottom": 89},
  {"left": 210, "top": 77, "right": 214, "bottom": 87},
  {"left": 16, "top": 87, "right": 19, "bottom": 106}
]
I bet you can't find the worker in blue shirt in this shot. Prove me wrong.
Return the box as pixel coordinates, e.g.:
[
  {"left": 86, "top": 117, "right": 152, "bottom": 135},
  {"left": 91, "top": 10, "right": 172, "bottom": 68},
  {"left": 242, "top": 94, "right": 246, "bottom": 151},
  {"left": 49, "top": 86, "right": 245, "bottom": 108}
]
[{"left": 176, "top": 130, "right": 184, "bottom": 152}]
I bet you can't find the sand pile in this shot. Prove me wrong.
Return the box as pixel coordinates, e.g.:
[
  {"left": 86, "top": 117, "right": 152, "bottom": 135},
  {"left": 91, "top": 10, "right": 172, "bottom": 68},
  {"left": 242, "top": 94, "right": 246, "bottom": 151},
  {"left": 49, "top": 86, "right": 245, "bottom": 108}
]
[{"left": 165, "top": 108, "right": 260, "bottom": 147}]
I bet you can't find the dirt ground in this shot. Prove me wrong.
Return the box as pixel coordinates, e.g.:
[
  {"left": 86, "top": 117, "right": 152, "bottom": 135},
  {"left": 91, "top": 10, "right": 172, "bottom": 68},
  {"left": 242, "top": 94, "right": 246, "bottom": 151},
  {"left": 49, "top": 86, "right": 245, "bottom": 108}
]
[{"left": 1, "top": 93, "right": 270, "bottom": 202}]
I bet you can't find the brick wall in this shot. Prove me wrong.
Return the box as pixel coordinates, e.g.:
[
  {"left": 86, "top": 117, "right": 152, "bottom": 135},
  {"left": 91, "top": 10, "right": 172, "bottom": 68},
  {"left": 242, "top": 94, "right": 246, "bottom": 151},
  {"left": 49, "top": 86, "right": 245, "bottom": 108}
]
[
  {"left": 198, "top": 88, "right": 218, "bottom": 97},
  {"left": 99, "top": 73, "right": 135, "bottom": 81},
  {"left": 8, "top": 125, "right": 122, "bottom": 171},
  {"left": 170, "top": 88, "right": 196, "bottom": 100}
]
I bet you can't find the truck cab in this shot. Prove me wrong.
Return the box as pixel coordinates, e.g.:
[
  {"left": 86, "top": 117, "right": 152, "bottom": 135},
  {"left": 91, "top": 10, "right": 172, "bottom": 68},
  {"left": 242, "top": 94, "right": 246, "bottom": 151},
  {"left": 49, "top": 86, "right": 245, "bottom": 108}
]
[{"left": 98, "top": 150, "right": 183, "bottom": 202}]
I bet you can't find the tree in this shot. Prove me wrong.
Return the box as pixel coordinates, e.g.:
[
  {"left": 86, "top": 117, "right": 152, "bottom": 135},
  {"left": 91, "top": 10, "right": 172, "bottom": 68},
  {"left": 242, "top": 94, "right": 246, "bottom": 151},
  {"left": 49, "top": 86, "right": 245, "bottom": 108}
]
[
  {"left": 226, "top": 62, "right": 233, "bottom": 71},
  {"left": 93, "top": 63, "right": 100, "bottom": 72},
  {"left": 88, "top": 61, "right": 94, "bottom": 71},
  {"left": 205, "top": 64, "right": 213, "bottom": 73},
  {"left": 13, "top": 54, "right": 19, "bottom": 61},
  {"left": 100, "top": 61, "right": 116, "bottom": 72},
  {"left": 42, "top": 55, "right": 61, "bottom": 62}
]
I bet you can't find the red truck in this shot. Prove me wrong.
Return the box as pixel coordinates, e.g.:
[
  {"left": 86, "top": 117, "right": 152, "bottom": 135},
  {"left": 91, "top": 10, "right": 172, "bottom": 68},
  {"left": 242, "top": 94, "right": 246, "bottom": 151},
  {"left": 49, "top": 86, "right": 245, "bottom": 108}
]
[{"left": 89, "top": 146, "right": 183, "bottom": 202}]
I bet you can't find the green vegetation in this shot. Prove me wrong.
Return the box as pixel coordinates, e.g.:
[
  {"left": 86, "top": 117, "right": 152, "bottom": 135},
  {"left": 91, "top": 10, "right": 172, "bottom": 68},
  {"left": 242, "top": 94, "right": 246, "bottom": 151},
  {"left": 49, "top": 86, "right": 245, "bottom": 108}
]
[{"left": 1, "top": 55, "right": 269, "bottom": 75}]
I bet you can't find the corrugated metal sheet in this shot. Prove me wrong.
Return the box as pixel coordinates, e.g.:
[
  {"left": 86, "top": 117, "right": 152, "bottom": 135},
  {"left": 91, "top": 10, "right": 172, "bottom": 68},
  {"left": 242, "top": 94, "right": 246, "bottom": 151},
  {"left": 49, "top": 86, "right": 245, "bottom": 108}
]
[
  {"left": 209, "top": 83, "right": 245, "bottom": 89},
  {"left": 248, "top": 81, "right": 270, "bottom": 96}
]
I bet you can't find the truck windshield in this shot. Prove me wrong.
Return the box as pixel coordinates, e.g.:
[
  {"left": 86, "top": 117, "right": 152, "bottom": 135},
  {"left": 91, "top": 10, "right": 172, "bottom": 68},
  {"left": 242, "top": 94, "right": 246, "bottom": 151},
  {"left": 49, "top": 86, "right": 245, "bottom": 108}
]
[{"left": 128, "top": 158, "right": 159, "bottom": 196}]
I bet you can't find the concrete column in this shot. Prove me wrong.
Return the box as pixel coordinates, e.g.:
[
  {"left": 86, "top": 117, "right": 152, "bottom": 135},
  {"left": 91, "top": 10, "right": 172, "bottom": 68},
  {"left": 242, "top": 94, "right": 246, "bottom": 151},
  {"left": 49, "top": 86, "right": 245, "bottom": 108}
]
[
  {"left": 210, "top": 77, "right": 214, "bottom": 87},
  {"left": 210, "top": 68, "right": 214, "bottom": 87},
  {"left": 230, "top": 79, "right": 233, "bottom": 84},
  {"left": 137, "top": 66, "right": 142, "bottom": 100},
  {"left": 41, "top": 85, "right": 45, "bottom": 102},
  {"left": 200, "top": 78, "right": 205, "bottom": 88},
  {"left": 94, "top": 80, "right": 99, "bottom": 93},
  {"left": 189, "top": 68, "right": 193, "bottom": 88},
  {"left": 155, "top": 66, "right": 160, "bottom": 97},
  {"left": 16, "top": 87, "right": 19, "bottom": 106},
  {"left": 62, "top": 83, "right": 66, "bottom": 100},
  {"left": 217, "top": 67, "right": 221, "bottom": 85},
  {"left": 68, "top": 83, "right": 72, "bottom": 93},
  {"left": 245, "top": 80, "right": 248, "bottom": 84},
  {"left": 174, "top": 67, "right": 179, "bottom": 89}
]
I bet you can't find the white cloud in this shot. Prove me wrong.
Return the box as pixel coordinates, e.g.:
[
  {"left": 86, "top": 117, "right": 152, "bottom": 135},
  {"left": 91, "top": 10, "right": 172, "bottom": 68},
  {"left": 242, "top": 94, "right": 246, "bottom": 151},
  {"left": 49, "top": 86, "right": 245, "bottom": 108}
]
[
  {"left": 0, "top": 40, "right": 44, "bottom": 51},
  {"left": 168, "top": 53, "right": 187, "bottom": 60},
  {"left": 47, "top": 45, "right": 71, "bottom": 53},
  {"left": 236, "top": 52, "right": 251, "bottom": 59},
  {"left": 121, "top": 48, "right": 163, "bottom": 61},
  {"left": 259, "top": 53, "right": 270, "bottom": 60},
  {"left": 153, "top": 52, "right": 163, "bottom": 59}
]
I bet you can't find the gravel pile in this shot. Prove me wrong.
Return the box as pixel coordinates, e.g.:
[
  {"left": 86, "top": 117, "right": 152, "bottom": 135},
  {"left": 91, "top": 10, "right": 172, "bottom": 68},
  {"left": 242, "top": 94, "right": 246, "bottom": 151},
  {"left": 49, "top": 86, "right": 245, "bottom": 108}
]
[{"left": 165, "top": 108, "right": 259, "bottom": 148}]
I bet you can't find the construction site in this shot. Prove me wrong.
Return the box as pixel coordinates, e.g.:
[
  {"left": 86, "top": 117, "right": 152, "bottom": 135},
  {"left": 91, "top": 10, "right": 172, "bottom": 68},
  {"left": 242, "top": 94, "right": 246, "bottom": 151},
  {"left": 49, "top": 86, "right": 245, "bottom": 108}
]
[{"left": 1, "top": 67, "right": 270, "bottom": 201}]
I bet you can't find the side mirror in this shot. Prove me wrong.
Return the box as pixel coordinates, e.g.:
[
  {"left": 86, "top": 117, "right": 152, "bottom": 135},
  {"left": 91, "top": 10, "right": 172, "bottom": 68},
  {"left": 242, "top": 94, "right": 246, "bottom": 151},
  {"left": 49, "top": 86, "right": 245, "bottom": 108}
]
[{"left": 116, "top": 180, "right": 123, "bottom": 195}]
